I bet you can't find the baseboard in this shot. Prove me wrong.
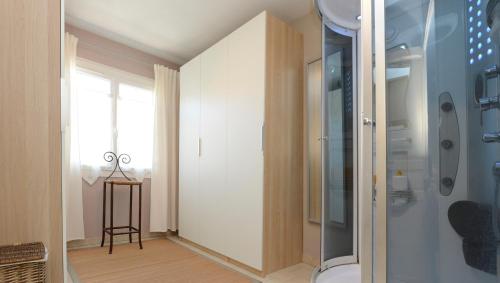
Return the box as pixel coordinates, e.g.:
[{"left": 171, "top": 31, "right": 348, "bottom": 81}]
[
  {"left": 67, "top": 260, "right": 81, "bottom": 283},
  {"left": 67, "top": 232, "right": 169, "bottom": 250},
  {"left": 170, "top": 236, "right": 265, "bottom": 281},
  {"left": 302, "top": 254, "right": 320, "bottom": 268}
]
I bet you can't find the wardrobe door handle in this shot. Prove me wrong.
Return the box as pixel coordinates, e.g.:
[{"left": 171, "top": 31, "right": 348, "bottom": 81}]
[
  {"left": 198, "top": 138, "right": 202, "bottom": 157},
  {"left": 261, "top": 124, "right": 265, "bottom": 151}
]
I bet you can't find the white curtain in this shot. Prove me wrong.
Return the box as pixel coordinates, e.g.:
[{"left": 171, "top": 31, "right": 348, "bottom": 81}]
[
  {"left": 150, "top": 65, "right": 179, "bottom": 232},
  {"left": 63, "top": 33, "right": 85, "bottom": 241}
]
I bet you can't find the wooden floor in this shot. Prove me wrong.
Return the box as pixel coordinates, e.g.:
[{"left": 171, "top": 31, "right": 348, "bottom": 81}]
[{"left": 68, "top": 239, "right": 254, "bottom": 283}]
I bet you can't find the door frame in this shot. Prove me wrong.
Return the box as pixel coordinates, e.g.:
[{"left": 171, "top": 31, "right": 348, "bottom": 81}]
[
  {"left": 320, "top": 19, "right": 359, "bottom": 271},
  {"left": 359, "top": 0, "right": 374, "bottom": 282},
  {"left": 373, "top": 0, "right": 388, "bottom": 282},
  {"left": 356, "top": 1, "right": 388, "bottom": 282}
]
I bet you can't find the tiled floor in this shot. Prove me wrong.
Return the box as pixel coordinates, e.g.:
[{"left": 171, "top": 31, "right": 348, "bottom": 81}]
[{"left": 263, "top": 263, "right": 314, "bottom": 283}]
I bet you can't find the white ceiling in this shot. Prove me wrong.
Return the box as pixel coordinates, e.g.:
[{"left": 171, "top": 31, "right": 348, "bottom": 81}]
[{"left": 65, "top": 0, "right": 313, "bottom": 64}]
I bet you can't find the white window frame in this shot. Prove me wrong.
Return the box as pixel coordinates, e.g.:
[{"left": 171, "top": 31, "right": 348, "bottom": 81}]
[{"left": 75, "top": 58, "right": 155, "bottom": 172}]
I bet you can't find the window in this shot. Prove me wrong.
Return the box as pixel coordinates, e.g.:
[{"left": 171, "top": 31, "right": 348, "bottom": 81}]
[{"left": 75, "top": 60, "right": 154, "bottom": 170}]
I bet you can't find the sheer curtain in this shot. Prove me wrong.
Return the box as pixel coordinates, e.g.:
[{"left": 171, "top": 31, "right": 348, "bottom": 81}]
[
  {"left": 76, "top": 70, "right": 113, "bottom": 185},
  {"left": 63, "top": 33, "right": 85, "bottom": 241},
  {"left": 150, "top": 65, "right": 179, "bottom": 232}
]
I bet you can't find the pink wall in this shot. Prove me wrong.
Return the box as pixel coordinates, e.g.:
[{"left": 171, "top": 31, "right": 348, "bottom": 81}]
[
  {"left": 65, "top": 24, "right": 179, "bottom": 79},
  {"left": 67, "top": 25, "right": 178, "bottom": 238},
  {"left": 83, "top": 178, "right": 151, "bottom": 238}
]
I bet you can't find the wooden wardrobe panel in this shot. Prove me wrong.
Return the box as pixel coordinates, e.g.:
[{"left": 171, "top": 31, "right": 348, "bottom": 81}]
[
  {"left": 179, "top": 57, "right": 202, "bottom": 244},
  {"left": 263, "top": 13, "right": 304, "bottom": 274},
  {"left": 0, "top": 0, "right": 62, "bottom": 281},
  {"left": 48, "top": 0, "right": 63, "bottom": 281}
]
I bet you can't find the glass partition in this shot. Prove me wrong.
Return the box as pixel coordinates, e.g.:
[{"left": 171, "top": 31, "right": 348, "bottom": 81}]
[{"left": 321, "top": 23, "right": 357, "bottom": 269}]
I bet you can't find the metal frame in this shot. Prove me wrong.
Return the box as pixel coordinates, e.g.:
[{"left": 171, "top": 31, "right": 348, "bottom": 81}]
[
  {"left": 374, "top": 0, "right": 388, "bottom": 282},
  {"left": 320, "top": 20, "right": 359, "bottom": 271},
  {"left": 315, "top": 1, "right": 376, "bottom": 280},
  {"left": 359, "top": 0, "right": 374, "bottom": 282}
]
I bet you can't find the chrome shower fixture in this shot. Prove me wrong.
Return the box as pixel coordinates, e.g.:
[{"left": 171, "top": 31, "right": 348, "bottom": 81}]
[
  {"left": 479, "top": 95, "right": 500, "bottom": 125},
  {"left": 479, "top": 65, "right": 500, "bottom": 125},
  {"left": 479, "top": 95, "right": 500, "bottom": 110},
  {"left": 493, "top": 161, "right": 500, "bottom": 176},
  {"left": 483, "top": 131, "right": 500, "bottom": 143},
  {"left": 485, "top": 64, "right": 500, "bottom": 78}
]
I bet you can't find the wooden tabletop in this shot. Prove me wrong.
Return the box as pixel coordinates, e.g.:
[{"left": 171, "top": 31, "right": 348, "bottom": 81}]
[{"left": 104, "top": 179, "right": 142, "bottom": 186}]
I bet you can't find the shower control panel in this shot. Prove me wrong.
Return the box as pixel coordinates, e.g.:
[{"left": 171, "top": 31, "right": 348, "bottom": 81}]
[{"left": 439, "top": 92, "right": 460, "bottom": 196}]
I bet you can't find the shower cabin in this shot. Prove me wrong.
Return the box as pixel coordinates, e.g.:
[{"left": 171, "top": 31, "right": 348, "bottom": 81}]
[
  {"left": 313, "top": 0, "right": 361, "bottom": 277},
  {"left": 315, "top": 0, "right": 500, "bottom": 282},
  {"left": 373, "top": 0, "right": 500, "bottom": 282}
]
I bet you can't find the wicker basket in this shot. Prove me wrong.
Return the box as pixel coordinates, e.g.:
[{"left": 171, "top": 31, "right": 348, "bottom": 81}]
[{"left": 0, "top": 242, "right": 47, "bottom": 283}]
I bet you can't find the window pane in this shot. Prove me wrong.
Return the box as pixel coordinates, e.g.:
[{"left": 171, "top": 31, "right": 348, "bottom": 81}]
[
  {"left": 76, "top": 70, "right": 113, "bottom": 167},
  {"left": 117, "top": 83, "right": 154, "bottom": 169}
]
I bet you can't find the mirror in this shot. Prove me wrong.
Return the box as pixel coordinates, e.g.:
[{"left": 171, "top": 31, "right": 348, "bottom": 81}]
[{"left": 308, "top": 59, "right": 322, "bottom": 223}]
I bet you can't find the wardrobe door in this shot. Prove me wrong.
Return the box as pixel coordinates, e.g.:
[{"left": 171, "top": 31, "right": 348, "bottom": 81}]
[
  {"left": 198, "top": 39, "right": 229, "bottom": 254},
  {"left": 225, "top": 13, "right": 266, "bottom": 270},
  {"left": 179, "top": 57, "right": 202, "bottom": 243}
]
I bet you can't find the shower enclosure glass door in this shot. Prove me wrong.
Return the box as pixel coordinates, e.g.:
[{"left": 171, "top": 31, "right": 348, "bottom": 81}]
[
  {"left": 321, "top": 22, "right": 358, "bottom": 270},
  {"left": 373, "top": 0, "right": 500, "bottom": 282}
]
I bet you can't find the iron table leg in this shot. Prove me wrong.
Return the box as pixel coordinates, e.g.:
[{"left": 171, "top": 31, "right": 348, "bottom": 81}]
[
  {"left": 138, "top": 184, "right": 143, "bottom": 249},
  {"left": 109, "top": 183, "right": 114, "bottom": 254},
  {"left": 101, "top": 182, "right": 106, "bottom": 247}
]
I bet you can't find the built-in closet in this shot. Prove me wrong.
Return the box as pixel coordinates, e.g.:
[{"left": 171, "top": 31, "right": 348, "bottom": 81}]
[{"left": 179, "top": 11, "right": 304, "bottom": 275}]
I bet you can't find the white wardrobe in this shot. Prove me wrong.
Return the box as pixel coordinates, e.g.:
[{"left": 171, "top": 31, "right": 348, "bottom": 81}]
[{"left": 179, "top": 11, "right": 303, "bottom": 275}]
